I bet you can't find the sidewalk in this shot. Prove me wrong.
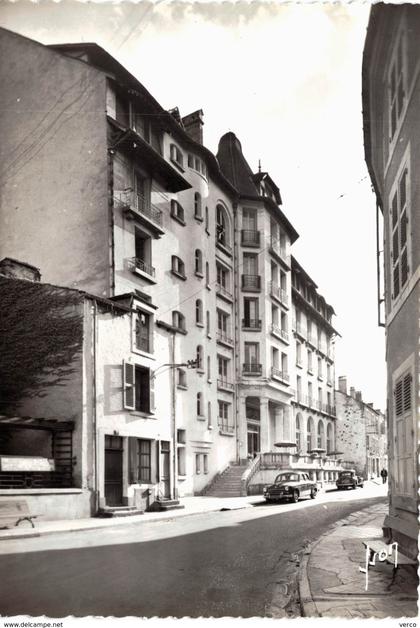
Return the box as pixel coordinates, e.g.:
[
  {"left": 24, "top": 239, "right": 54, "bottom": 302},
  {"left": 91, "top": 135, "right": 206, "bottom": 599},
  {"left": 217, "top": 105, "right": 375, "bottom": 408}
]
[
  {"left": 300, "top": 502, "right": 418, "bottom": 619},
  {"left": 0, "top": 494, "right": 265, "bottom": 541}
]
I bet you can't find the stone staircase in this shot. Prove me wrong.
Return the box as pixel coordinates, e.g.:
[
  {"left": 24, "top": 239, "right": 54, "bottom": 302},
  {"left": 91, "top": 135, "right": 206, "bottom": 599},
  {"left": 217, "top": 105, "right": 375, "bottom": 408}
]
[
  {"left": 97, "top": 505, "right": 144, "bottom": 518},
  {"left": 204, "top": 463, "right": 249, "bottom": 497}
]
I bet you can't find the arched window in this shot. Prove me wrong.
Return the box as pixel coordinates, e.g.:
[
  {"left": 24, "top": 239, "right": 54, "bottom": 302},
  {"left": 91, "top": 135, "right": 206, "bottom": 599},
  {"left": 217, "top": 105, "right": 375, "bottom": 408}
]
[
  {"left": 317, "top": 421, "right": 325, "bottom": 449},
  {"left": 195, "top": 299, "right": 203, "bottom": 324},
  {"left": 196, "top": 345, "right": 204, "bottom": 370},
  {"left": 327, "top": 423, "right": 333, "bottom": 454},
  {"left": 197, "top": 392, "right": 203, "bottom": 416},
  {"left": 296, "top": 414, "right": 302, "bottom": 451},
  {"left": 306, "top": 417, "right": 314, "bottom": 453},
  {"left": 206, "top": 262, "right": 210, "bottom": 286},
  {"left": 194, "top": 192, "right": 202, "bottom": 218},
  {"left": 172, "top": 311, "right": 185, "bottom": 331},
  {"left": 216, "top": 204, "right": 230, "bottom": 248},
  {"left": 195, "top": 249, "right": 203, "bottom": 275}
]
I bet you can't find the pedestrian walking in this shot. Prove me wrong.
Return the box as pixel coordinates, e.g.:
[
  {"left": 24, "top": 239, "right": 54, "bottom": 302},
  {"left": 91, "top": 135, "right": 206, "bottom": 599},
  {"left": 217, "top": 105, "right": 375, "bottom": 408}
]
[{"left": 380, "top": 468, "right": 388, "bottom": 484}]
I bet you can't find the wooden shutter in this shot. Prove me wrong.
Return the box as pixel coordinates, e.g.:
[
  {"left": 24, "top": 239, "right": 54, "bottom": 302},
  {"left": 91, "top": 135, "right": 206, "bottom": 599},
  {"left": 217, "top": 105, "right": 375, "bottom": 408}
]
[
  {"left": 123, "top": 360, "right": 135, "bottom": 410},
  {"left": 149, "top": 369, "right": 155, "bottom": 414}
]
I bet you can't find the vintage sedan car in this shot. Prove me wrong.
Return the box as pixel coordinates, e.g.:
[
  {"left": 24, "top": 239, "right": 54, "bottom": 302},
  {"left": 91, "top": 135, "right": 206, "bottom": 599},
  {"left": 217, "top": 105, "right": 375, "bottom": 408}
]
[
  {"left": 263, "top": 470, "right": 318, "bottom": 503},
  {"left": 336, "top": 470, "right": 364, "bottom": 490}
]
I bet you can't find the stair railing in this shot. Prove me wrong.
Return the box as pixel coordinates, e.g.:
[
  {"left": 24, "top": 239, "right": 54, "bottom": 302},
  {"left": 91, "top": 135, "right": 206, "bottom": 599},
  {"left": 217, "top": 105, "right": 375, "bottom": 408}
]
[{"left": 240, "top": 455, "right": 261, "bottom": 496}]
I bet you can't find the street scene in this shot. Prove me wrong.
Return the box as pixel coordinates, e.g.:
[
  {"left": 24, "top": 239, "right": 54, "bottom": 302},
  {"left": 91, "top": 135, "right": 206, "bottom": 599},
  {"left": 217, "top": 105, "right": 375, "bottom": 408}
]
[{"left": 0, "top": 1, "right": 419, "bottom": 624}]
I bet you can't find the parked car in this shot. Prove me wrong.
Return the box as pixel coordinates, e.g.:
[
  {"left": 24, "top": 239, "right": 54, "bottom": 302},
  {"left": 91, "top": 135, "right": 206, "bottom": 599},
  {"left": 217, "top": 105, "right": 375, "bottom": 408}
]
[
  {"left": 263, "top": 470, "right": 318, "bottom": 503},
  {"left": 336, "top": 470, "right": 364, "bottom": 490}
]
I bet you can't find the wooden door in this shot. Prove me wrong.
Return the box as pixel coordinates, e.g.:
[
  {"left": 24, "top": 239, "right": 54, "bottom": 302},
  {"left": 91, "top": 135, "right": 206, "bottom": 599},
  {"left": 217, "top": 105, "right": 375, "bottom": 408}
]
[{"left": 105, "top": 435, "right": 123, "bottom": 506}]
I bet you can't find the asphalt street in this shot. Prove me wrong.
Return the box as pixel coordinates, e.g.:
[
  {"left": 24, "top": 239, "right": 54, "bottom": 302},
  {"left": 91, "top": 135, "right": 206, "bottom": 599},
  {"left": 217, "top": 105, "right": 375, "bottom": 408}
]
[{"left": 0, "top": 483, "right": 387, "bottom": 618}]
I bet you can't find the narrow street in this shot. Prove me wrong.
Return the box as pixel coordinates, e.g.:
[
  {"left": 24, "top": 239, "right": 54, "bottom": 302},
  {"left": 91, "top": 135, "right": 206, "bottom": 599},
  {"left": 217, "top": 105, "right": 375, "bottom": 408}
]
[{"left": 0, "top": 484, "right": 386, "bottom": 618}]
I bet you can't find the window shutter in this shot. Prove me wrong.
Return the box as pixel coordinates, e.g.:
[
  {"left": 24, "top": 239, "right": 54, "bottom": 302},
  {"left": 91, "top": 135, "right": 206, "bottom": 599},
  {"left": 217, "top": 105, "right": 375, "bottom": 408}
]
[
  {"left": 149, "top": 369, "right": 155, "bottom": 414},
  {"left": 123, "top": 360, "right": 135, "bottom": 410},
  {"left": 403, "top": 373, "right": 412, "bottom": 413},
  {"left": 394, "top": 378, "right": 403, "bottom": 416}
]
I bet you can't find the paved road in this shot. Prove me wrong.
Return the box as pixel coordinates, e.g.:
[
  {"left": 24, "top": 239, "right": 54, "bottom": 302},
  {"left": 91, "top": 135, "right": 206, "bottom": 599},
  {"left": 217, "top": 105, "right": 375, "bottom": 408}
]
[{"left": 0, "top": 484, "right": 386, "bottom": 618}]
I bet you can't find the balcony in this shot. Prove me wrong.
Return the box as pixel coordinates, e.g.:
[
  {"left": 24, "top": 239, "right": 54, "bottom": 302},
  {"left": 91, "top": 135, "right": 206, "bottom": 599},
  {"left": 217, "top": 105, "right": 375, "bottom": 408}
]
[
  {"left": 215, "top": 236, "right": 233, "bottom": 256},
  {"left": 270, "top": 324, "right": 289, "bottom": 343},
  {"left": 241, "top": 229, "right": 260, "bottom": 247},
  {"left": 269, "top": 282, "right": 289, "bottom": 307},
  {"left": 325, "top": 404, "right": 336, "bottom": 417},
  {"left": 216, "top": 283, "right": 233, "bottom": 302},
  {"left": 242, "top": 318, "right": 262, "bottom": 331},
  {"left": 241, "top": 274, "right": 261, "bottom": 292},
  {"left": 243, "top": 363, "right": 262, "bottom": 375},
  {"left": 218, "top": 421, "right": 235, "bottom": 435},
  {"left": 217, "top": 379, "right": 234, "bottom": 392},
  {"left": 114, "top": 191, "right": 165, "bottom": 237},
  {"left": 128, "top": 257, "right": 156, "bottom": 281},
  {"left": 216, "top": 331, "right": 234, "bottom": 347},
  {"left": 271, "top": 367, "right": 289, "bottom": 383}
]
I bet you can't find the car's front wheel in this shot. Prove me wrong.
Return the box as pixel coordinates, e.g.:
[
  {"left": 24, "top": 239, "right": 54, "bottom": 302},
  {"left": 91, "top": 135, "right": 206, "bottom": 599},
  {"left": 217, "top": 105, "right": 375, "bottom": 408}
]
[
  {"left": 292, "top": 490, "right": 299, "bottom": 503},
  {"left": 310, "top": 488, "right": 317, "bottom": 499}
]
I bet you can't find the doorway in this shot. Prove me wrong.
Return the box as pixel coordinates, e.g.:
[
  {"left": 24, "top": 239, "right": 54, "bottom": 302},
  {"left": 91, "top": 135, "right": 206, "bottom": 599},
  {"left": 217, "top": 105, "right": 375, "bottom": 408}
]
[
  {"left": 105, "top": 435, "right": 123, "bottom": 506},
  {"left": 159, "top": 441, "right": 171, "bottom": 499},
  {"left": 247, "top": 424, "right": 260, "bottom": 457}
]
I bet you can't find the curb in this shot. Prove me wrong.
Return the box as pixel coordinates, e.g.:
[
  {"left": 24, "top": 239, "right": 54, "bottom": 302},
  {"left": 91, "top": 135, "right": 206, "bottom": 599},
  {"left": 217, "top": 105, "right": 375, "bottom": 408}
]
[
  {"left": 298, "top": 503, "right": 387, "bottom": 617},
  {"left": 0, "top": 500, "right": 258, "bottom": 542}
]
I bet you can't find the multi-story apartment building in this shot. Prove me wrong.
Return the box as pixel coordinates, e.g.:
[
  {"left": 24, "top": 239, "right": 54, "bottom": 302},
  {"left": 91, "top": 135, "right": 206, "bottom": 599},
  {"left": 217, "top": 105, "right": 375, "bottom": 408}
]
[
  {"left": 362, "top": 4, "right": 420, "bottom": 559},
  {"left": 0, "top": 28, "right": 342, "bottom": 517},
  {"left": 335, "top": 376, "right": 387, "bottom": 479},
  {"left": 290, "top": 258, "right": 338, "bottom": 463}
]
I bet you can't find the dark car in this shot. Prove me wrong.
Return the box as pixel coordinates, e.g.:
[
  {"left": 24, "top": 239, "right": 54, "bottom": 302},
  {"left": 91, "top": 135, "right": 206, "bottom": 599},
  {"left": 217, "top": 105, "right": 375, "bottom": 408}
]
[
  {"left": 336, "top": 470, "right": 364, "bottom": 490},
  {"left": 263, "top": 470, "right": 318, "bottom": 503}
]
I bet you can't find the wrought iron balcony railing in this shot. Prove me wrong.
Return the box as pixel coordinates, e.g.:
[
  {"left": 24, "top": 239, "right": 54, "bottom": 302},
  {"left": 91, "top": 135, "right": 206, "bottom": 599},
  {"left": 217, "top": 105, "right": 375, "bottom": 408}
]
[
  {"left": 269, "top": 282, "right": 288, "bottom": 306},
  {"left": 216, "top": 283, "right": 233, "bottom": 301},
  {"left": 216, "top": 331, "right": 234, "bottom": 346},
  {"left": 243, "top": 363, "right": 262, "bottom": 375},
  {"left": 217, "top": 379, "right": 234, "bottom": 391},
  {"left": 115, "top": 191, "right": 163, "bottom": 227},
  {"left": 241, "top": 274, "right": 261, "bottom": 291},
  {"left": 218, "top": 420, "right": 235, "bottom": 434},
  {"left": 242, "top": 318, "right": 262, "bottom": 330},
  {"left": 129, "top": 257, "right": 156, "bottom": 277},
  {"left": 241, "top": 229, "right": 260, "bottom": 247},
  {"left": 271, "top": 367, "right": 289, "bottom": 382}
]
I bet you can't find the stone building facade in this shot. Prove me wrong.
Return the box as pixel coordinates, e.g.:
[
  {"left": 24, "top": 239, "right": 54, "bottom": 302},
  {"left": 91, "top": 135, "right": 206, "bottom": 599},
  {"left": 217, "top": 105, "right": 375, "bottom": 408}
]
[
  {"left": 335, "top": 377, "right": 387, "bottom": 479},
  {"left": 362, "top": 4, "right": 419, "bottom": 559}
]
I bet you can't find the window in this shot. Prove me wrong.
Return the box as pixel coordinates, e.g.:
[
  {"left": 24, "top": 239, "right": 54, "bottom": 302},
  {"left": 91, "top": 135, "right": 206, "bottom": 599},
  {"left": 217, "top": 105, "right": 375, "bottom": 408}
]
[
  {"left": 244, "top": 297, "right": 259, "bottom": 327},
  {"left": 327, "top": 423, "right": 333, "bottom": 454},
  {"left": 218, "top": 401, "right": 231, "bottom": 432},
  {"left": 171, "top": 255, "right": 186, "bottom": 279},
  {"left": 135, "top": 310, "right": 152, "bottom": 353},
  {"left": 206, "top": 311, "right": 210, "bottom": 336},
  {"left": 123, "top": 361, "right": 154, "bottom": 414},
  {"left": 281, "top": 352, "right": 288, "bottom": 376},
  {"left": 138, "top": 439, "right": 151, "bottom": 482},
  {"left": 243, "top": 207, "right": 257, "bottom": 231},
  {"left": 170, "top": 200, "right": 185, "bottom": 225},
  {"left": 206, "top": 262, "right": 210, "bottom": 287},
  {"left": 196, "top": 345, "right": 204, "bottom": 371},
  {"left": 216, "top": 263, "right": 229, "bottom": 289},
  {"left": 177, "top": 368, "right": 187, "bottom": 388},
  {"left": 177, "top": 447, "right": 186, "bottom": 476},
  {"left": 393, "top": 369, "right": 414, "bottom": 495},
  {"left": 134, "top": 229, "right": 153, "bottom": 276},
  {"left": 318, "top": 357, "right": 322, "bottom": 379},
  {"left": 197, "top": 392, "right": 203, "bottom": 417},
  {"left": 194, "top": 193, "right": 202, "bottom": 219},
  {"left": 218, "top": 355, "right": 229, "bottom": 381},
  {"left": 296, "top": 342, "right": 302, "bottom": 366},
  {"left": 243, "top": 253, "right": 258, "bottom": 275},
  {"left": 307, "top": 418, "right": 314, "bottom": 453},
  {"left": 170, "top": 143, "right": 183, "bottom": 168},
  {"left": 216, "top": 204, "right": 230, "bottom": 248},
  {"left": 195, "top": 249, "right": 203, "bottom": 275},
  {"left": 296, "top": 415, "right": 302, "bottom": 451},
  {"left": 195, "top": 300, "right": 203, "bottom": 325},
  {"left": 388, "top": 30, "right": 406, "bottom": 142},
  {"left": 318, "top": 387, "right": 323, "bottom": 407},
  {"left": 390, "top": 162, "right": 410, "bottom": 300},
  {"left": 317, "top": 421, "right": 324, "bottom": 449},
  {"left": 244, "top": 343, "right": 259, "bottom": 369},
  {"left": 217, "top": 309, "right": 229, "bottom": 333},
  {"left": 172, "top": 310, "right": 185, "bottom": 331},
  {"left": 195, "top": 454, "right": 201, "bottom": 474},
  {"left": 203, "top": 454, "right": 208, "bottom": 474},
  {"left": 205, "top": 206, "right": 209, "bottom": 233},
  {"left": 207, "top": 356, "right": 211, "bottom": 381},
  {"left": 308, "top": 382, "right": 313, "bottom": 405},
  {"left": 208, "top": 401, "right": 212, "bottom": 428},
  {"left": 177, "top": 429, "right": 186, "bottom": 444}
]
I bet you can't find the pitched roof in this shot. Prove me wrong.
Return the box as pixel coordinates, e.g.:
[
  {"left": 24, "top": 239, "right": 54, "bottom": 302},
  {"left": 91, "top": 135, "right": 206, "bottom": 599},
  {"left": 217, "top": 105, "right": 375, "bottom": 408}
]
[{"left": 216, "top": 132, "right": 260, "bottom": 197}]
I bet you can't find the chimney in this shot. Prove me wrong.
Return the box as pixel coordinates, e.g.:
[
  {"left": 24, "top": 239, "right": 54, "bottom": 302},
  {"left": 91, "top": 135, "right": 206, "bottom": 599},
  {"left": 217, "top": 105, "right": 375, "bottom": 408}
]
[
  {"left": 367, "top": 402, "right": 374, "bottom": 408},
  {"left": 338, "top": 376, "right": 347, "bottom": 394},
  {"left": 0, "top": 258, "right": 41, "bottom": 282},
  {"left": 182, "top": 109, "right": 204, "bottom": 145},
  {"left": 355, "top": 391, "right": 362, "bottom": 402},
  {"left": 350, "top": 386, "right": 356, "bottom": 399}
]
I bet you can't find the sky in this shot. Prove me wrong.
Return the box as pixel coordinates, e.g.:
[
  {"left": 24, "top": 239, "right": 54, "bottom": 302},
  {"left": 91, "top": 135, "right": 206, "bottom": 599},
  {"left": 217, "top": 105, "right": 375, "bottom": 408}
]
[{"left": 0, "top": 0, "right": 387, "bottom": 409}]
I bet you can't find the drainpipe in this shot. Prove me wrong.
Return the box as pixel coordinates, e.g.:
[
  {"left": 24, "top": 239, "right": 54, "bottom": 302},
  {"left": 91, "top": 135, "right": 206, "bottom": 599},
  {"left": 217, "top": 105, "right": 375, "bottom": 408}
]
[
  {"left": 170, "top": 332, "right": 177, "bottom": 500},
  {"left": 232, "top": 201, "right": 241, "bottom": 463},
  {"left": 92, "top": 300, "right": 99, "bottom": 513}
]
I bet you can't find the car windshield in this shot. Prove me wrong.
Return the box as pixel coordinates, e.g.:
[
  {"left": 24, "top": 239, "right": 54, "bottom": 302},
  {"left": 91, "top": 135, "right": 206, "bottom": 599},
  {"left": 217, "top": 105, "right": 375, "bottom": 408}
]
[
  {"left": 275, "top": 473, "right": 299, "bottom": 483},
  {"left": 339, "top": 472, "right": 353, "bottom": 477}
]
